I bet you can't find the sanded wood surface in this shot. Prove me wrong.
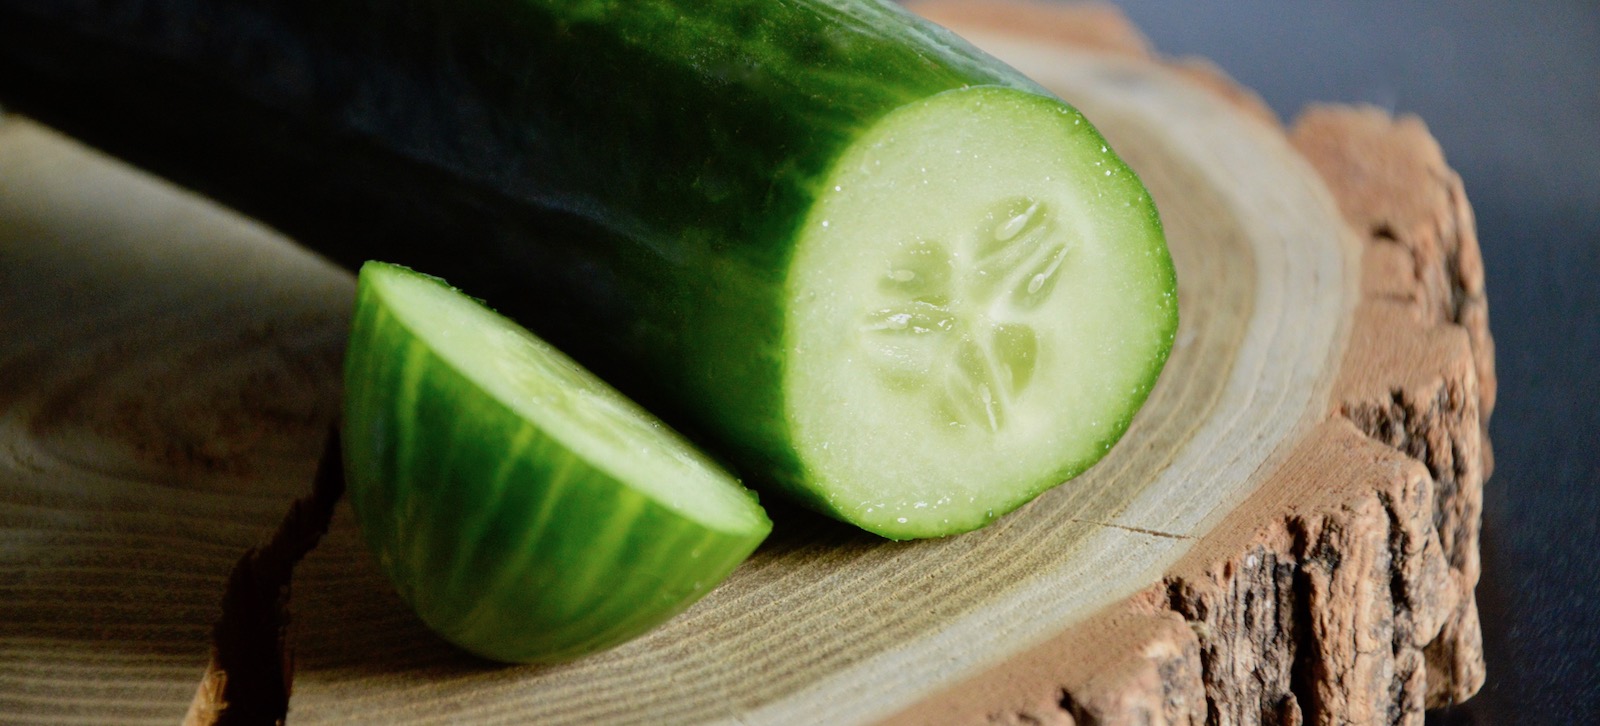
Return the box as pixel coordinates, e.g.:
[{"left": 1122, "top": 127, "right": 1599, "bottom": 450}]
[{"left": 0, "top": 2, "right": 1489, "bottom": 724}]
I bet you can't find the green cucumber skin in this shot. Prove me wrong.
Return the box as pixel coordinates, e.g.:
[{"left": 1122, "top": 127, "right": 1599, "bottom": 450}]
[
  {"left": 0, "top": 0, "right": 1054, "bottom": 507},
  {"left": 343, "top": 280, "right": 768, "bottom": 664},
  {"left": 0, "top": 2, "right": 1167, "bottom": 535}
]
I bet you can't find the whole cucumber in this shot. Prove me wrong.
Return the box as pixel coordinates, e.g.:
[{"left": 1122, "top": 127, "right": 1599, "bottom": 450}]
[{"left": 0, "top": 0, "right": 1176, "bottom": 539}]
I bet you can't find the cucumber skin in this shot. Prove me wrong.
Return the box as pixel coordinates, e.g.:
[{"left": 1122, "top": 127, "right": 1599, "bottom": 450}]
[
  {"left": 343, "top": 272, "right": 769, "bottom": 663},
  {"left": 0, "top": 1, "right": 1073, "bottom": 519}
]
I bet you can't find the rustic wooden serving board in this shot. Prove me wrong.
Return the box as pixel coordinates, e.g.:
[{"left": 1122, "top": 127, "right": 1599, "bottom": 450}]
[{"left": 0, "top": 2, "right": 1492, "bottom": 723}]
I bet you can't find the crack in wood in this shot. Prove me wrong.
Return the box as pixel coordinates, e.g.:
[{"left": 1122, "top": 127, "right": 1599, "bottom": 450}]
[
  {"left": 1067, "top": 518, "right": 1195, "bottom": 541},
  {"left": 183, "top": 426, "right": 344, "bottom": 726}
]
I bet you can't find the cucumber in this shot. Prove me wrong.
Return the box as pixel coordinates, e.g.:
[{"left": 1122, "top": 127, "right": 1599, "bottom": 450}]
[
  {"left": 343, "top": 261, "right": 770, "bottom": 664},
  {"left": 0, "top": 1, "right": 1176, "bottom": 538}
]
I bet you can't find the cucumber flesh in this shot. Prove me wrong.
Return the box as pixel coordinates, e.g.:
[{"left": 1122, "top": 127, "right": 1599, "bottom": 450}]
[
  {"left": 377, "top": 267, "right": 766, "bottom": 534},
  {"left": 344, "top": 262, "right": 770, "bottom": 663},
  {"left": 787, "top": 87, "right": 1175, "bottom": 539}
]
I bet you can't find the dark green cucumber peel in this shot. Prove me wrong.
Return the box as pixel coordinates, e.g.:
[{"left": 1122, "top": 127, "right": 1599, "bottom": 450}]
[
  {"left": 344, "top": 262, "right": 770, "bottom": 664},
  {"left": 0, "top": 1, "right": 1176, "bottom": 538}
]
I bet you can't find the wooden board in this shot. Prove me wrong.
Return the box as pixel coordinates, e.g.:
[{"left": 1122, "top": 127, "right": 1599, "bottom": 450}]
[{"left": 0, "top": 2, "right": 1491, "bottom": 723}]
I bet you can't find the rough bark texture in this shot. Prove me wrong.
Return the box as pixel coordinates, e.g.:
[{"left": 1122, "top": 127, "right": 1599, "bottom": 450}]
[
  {"left": 1303, "top": 107, "right": 1493, "bottom": 713},
  {"left": 893, "top": 4, "right": 1492, "bottom": 724}
]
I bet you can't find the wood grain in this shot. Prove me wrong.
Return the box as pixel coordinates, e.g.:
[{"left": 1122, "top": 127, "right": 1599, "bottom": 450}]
[
  {"left": 0, "top": 117, "right": 352, "bottom": 724},
  {"left": 0, "top": 2, "right": 1489, "bottom": 723}
]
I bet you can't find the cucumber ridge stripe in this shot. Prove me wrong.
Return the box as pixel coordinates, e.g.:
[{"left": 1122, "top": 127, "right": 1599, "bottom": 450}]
[
  {"left": 395, "top": 339, "right": 433, "bottom": 607},
  {"left": 564, "top": 489, "right": 650, "bottom": 617},
  {"left": 443, "top": 423, "right": 539, "bottom": 602},
  {"left": 449, "top": 434, "right": 579, "bottom": 640}
]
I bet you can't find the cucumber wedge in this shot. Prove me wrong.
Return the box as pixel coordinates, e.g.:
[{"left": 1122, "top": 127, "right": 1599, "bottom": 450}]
[
  {"left": 0, "top": 1, "right": 1176, "bottom": 538},
  {"left": 342, "top": 262, "right": 771, "bottom": 664}
]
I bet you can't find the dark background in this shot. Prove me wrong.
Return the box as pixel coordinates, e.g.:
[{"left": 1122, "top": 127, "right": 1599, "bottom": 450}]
[{"left": 1090, "top": 1, "right": 1598, "bottom": 721}]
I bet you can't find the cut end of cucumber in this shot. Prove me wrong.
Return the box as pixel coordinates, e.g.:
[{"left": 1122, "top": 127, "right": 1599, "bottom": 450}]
[
  {"left": 363, "top": 262, "right": 768, "bottom": 535},
  {"left": 347, "top": 262, "right": 770, "bottom": 662},
  {"left": 785, "top": 87, "right": 1176, "bottom": 539}
]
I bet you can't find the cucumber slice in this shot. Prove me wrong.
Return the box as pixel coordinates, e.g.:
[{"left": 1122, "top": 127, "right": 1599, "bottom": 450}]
[
  {"left": 342, "top": 262, "right": 770, "bottom": 664},
  {"left": 788, "top": 88, "right": 1175, "bottom": 539}
]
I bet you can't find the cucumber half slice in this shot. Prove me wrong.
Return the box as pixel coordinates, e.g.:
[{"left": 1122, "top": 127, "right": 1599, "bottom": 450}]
[
  {"left": 786, "top": 87, "right": 1177, "bottom": 539},
  {"left": 343, "top": 262, "right": 771, "bottom": 664}
]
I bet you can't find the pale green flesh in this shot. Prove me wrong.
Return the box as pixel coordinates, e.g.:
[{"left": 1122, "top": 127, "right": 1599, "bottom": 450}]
[
  {"left": 786, "top": 87, "right": 1175, "bottom": 537},
  {"left": 367, "top": 264, "right": 766, "bottom": 535}
]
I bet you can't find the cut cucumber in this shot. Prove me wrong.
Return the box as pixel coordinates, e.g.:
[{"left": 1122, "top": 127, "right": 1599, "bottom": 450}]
[
  {"left": 788, "top": 88, "right": 1175, "bottom": 538},
  {"left": 342, "top": 262, "right": 770, "bottom": 664},
  {"left": 0, "top": 0, "right": 1176, "bottom": 538}
]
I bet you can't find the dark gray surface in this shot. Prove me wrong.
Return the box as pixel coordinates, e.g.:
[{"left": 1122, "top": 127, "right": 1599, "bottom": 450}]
[{"left": 1098, "top": 1, "right": 1599, "bottom": 721}]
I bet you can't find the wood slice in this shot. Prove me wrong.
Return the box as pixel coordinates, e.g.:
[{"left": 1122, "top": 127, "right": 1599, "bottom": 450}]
[{"left": 0, "top": 2, "right": 1490, "bottom": 724}]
